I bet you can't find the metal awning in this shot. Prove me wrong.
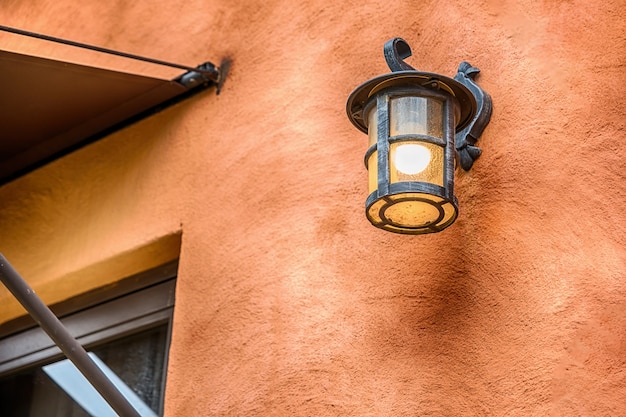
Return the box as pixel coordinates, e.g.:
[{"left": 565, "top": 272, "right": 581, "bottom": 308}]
[{"left": 0, "top": 47, "right": 218, "bottom": 185}]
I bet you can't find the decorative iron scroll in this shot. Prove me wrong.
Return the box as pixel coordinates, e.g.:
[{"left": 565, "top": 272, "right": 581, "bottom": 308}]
[{"left": 454, "top": 62, "right": 492, "bottom": 170}]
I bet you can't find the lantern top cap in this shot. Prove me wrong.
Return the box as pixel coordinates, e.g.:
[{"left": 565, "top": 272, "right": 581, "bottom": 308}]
[
  {"left": 347, "top": 71, "right": 477, "bottom": 134},
  {"left": 346, "top": 38, "right": 478, "bottom": 134}
]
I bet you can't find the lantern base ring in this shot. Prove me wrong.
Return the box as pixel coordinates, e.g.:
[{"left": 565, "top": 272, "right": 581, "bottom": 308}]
[{"left": 366, "top": 183, "right": 458, "bottom": 235}]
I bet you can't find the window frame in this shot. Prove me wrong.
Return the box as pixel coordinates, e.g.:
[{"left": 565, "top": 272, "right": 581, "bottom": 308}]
[{"left": 0, "top": 261, "right": 177, "bottom": 414}]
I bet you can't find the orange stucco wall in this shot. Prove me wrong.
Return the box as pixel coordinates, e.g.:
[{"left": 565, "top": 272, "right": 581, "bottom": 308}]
[{"left": 1, "top": 0, "right": 625, "bottom": 415}]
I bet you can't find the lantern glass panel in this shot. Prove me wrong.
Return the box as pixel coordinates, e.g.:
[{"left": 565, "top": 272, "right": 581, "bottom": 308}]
[
  {"left": 367, "top": 105, "right": 378, "bottom": 147},
  {"left": 389, "top": 96, "right": 443, "bottom": 138},
  {"left": 389, "top": 141, "right": 444, "bottom": 186},
  {"left": 367, "top": 151, "right": 378, "bottom": 193},
  {"left": 366, "top": 106, "right": 379, "bottom": 193}
]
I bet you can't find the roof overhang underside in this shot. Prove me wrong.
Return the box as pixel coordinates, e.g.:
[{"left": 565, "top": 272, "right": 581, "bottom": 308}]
[{"left": 0, "top": 50, "right": 213, "bottom": 185}]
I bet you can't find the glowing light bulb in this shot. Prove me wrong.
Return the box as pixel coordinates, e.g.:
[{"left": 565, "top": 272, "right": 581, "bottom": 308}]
[{"left": 394, "top": 144, "right": 431, "bottom": 175}]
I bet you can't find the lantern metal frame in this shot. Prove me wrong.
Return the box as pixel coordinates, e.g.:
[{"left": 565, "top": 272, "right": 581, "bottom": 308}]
[{"left": 346, "top": 38, "right": 492, "bottom": 234}]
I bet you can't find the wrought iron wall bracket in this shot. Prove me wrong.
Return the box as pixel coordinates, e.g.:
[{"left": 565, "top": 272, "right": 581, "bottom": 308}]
[
  {"left": 383, "top": 38, "right": 492, "bottom": 171},
  {"left": 453, "top": 62, "right": 492, "bottom": 170}
]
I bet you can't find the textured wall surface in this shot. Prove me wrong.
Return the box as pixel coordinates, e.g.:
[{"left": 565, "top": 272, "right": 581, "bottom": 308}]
[{"left": 0, "top": 0, "right": 624, "bottom": 415}]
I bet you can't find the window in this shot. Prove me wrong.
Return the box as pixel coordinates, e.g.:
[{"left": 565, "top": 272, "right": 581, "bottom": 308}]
[{"left": 0, "top": 261, "right": 177, "bottom": 416}]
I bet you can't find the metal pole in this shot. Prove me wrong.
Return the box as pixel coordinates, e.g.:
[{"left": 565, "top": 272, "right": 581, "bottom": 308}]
[{"left": 0, "top": 253, "right": 141, "bottom": 417}]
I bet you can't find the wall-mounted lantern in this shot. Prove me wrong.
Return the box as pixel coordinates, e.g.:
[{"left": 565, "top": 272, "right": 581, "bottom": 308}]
[{"left": 346, "top": 38, "right": 492, "bottom": 234}]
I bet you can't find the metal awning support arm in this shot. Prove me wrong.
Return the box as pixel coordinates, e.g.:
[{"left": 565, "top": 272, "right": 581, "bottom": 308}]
[
  {"left": 0, "top": 25, "right": 220, "bottom": 83},
  {"left": 0, "top": 253, "right": 141, "bottom": 417}
]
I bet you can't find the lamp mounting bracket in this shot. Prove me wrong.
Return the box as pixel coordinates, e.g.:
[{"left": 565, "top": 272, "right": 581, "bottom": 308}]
[
  {"left": 454, "top": 62, "right": 492, "bottom": 170},
  {"left": 383, "top": 37, "right": 492, "bottom": 170}
]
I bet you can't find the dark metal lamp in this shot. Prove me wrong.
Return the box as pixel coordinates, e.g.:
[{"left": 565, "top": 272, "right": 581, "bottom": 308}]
[{"left": 346, "top": 38, "right": 492, "bottom": 234}]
